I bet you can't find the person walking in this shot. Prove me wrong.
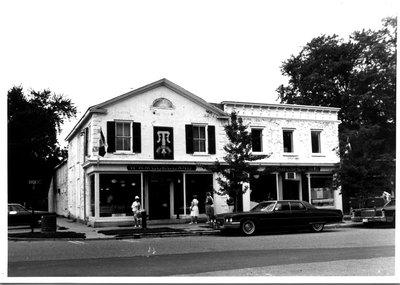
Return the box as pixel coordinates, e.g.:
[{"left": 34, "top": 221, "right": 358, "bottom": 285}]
[
  {"left": 189, "top": 195, "right": 199, "bottom": 224},
  {"left": 205, "top": 192, "right": 214, "bottom": 223},
  {"left": 131, "top": 196, "right": 141, "bottom": 228}
]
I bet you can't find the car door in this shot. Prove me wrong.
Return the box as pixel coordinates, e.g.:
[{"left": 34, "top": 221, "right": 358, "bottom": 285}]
[
  {"left": 289, "top": 201, "right": 309, "bottom": 228},
  {"left": 268, "top": 201, "right": 291, "bottom": 228}
]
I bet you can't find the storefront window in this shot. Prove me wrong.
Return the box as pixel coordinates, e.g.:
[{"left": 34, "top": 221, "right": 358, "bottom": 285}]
[
  {"left": 185, "top": 174, "right": 213, "bottom": 215},
  {"left": 310, "top": 175, "right": 334, "bottom": 207},
  {"left": 250, "top": 174, "right": 277, "bottom": 205},
  {"left": 99, "top": 174, "right": 141, "bottom": 217},
  {"left": 90, "top": 175, "right": 95, "bottom": 217}
]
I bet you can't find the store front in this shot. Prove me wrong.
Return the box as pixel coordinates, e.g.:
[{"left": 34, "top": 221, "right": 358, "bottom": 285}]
[
  {"left": 87, "top": 164, "right": 214, "bottom": 225},
  {"left": 248, "top": 166, "right": 340, "bottom": 209}
]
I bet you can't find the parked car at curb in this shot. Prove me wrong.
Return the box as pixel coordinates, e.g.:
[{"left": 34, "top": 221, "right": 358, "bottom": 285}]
[
  {"left": 8, "top": 203, "right": 50, "bottom": 227},
  {"left": 211, "top": 200, "right": 343, "bottom": 235},
  {"left": 351, "top": 198, "right": 395, "bottom": 227}
]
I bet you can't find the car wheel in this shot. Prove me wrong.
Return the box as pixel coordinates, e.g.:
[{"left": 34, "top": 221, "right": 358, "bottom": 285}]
[
  {"left": 241, "top": 220, "right": 256, "bottom": 235},
  {"left": 310, "top": 223, "right": 324, "bottom": 232}
]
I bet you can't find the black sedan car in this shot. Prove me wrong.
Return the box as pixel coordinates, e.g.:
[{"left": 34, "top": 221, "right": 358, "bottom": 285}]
[
  {"left": 212, "top": 200, "right": 343, "bottom": 235},
  {"left": 8, "top": 203, "right": 50, "bottom": 227},
  {"left": 351, "top": 198, "right": 395, "bottom": 227}
]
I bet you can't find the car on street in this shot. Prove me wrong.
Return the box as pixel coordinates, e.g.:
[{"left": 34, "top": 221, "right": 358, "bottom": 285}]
[
  {"left": 8, "top": 203, "right": 50, "bottom": 227},
  {"left": 212, "top": 200, "right": 343, "bottom": 235},
  {"left": 351, "top": 198, "right": 395, "bottom": 227}
]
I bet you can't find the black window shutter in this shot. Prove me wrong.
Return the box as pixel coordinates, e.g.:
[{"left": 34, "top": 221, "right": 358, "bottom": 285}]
[
  {"left": 185, "top": 124, "right": 193, "bottom": 154},
  {"left": 208, "top": 125, "right": 216, "bottom": 154},
  {"left": 107, "top": 121, "right": 115, "bottom": 153},
  {"left": 132, "top": 122, "right": 141, "bottom": 153},
  {"left": 84, "top": 127, "right": 89, "bottom": 156}
]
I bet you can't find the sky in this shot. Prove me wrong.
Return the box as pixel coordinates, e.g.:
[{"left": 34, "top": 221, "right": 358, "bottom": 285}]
[{"left": 1, "top": 0, "right": 397, "bottom": 146}]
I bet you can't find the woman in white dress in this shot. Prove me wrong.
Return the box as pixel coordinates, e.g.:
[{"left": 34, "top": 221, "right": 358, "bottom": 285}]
[{"left": 189, "top": 195, "right": 199, "bottom": 224}]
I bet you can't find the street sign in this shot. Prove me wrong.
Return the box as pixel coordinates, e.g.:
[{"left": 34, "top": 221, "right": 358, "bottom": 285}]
[{"left": 28, "top": 180, "right": 42, "bottom": 185}]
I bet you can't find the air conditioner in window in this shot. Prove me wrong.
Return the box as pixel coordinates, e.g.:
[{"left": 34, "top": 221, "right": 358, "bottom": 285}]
[{"left": 285, "top": 172, "right": 297, "bottom": 180}]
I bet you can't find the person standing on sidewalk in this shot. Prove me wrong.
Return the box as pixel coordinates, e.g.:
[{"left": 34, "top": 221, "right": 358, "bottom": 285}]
[
  {"left": 189, "top": 195, "right": 199, "bottom": 224},
  {"left": 131, "top": 196, "right": 141, "bottom": 228},
  {"left": 205, "top": 192, "right": 214, "bottom": 223}
]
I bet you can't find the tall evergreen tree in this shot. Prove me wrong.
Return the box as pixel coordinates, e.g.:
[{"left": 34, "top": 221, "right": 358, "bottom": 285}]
[{"left": 210, "top": 112, "right": 270, "bottom": 211}]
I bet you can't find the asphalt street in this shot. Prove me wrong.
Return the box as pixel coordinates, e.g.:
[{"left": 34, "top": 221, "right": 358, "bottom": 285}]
[{"left": 8, "top": 226, "right": 396, "bottom": 277}]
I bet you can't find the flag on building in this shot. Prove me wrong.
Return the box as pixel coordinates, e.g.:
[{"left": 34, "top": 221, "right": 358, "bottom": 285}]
[
  {"left": 99, "top": 128, "right": 106, "bottom": 157},
  {"left": 344, "top": 136, "right": 352, "bottom": 155}
]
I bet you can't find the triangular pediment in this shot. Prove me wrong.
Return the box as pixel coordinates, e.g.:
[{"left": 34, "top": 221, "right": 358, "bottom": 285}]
[
  {"left": 90, "top": 78, "right": 227, "bottom": 116},
  {"left": 66, "top": 79, "right": 228, "bottom": 141}
]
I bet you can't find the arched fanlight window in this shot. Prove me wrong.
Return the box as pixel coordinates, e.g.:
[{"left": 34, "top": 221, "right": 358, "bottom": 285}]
[{"left": 152, "top": 98, "right": 174, "bottom": 109}]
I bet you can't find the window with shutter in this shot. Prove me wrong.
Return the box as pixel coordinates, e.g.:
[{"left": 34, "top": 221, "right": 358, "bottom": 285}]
[
  {"left": 186, "top": 124, "right": 216, "bottom": 155},
  {"left": 107, "top": 121, "right": 141, "bottom": 153}
]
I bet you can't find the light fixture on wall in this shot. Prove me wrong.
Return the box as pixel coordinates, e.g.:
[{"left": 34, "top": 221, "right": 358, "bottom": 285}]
[
  {"left": 131, "top": 182, "right": 136, "bottom": 186},
  {"left": 253, "top": 174, "right": 260, "bottom": 179},
  {"left": 111, "top": 179, "right": 117, "bottom": 184}
]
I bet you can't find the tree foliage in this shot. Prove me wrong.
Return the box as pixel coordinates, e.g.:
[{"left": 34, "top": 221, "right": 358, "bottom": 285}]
[
  {"left": 210, "top": 112, "right": 270, "bottom": 211},
  {"left": 277, "top": 17, "right": 396, "bottom": 201},
  {"left": 8, "top": 86, "right": 77, "bottom": 208}
]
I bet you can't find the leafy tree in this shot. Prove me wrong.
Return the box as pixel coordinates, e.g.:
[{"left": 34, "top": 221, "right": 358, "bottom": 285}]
[
  {"left": 277, "top": 17, "right": 396, "bottom": 205},
  {"left": 210, "top": 112, "right": 270, "bottom": 212},
  {"left": 8, "top": 86, "right": 77, "bottom": 209}
]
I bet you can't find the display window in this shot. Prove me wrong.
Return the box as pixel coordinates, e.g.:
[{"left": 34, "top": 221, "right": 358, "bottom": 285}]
[
  {"left": 310, "top": 175, "right": 334, "bottom": 207},
  {"left": 99, "top": 174, "right": 141, "bottom": 217},
  {"left": 185, "top": 174, "right": 213, "bottom": 215}
]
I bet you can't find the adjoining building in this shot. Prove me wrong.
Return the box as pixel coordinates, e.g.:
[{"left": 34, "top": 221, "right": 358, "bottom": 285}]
[{"left": 48, "top": 79, "right": 342, "bottom": 227}]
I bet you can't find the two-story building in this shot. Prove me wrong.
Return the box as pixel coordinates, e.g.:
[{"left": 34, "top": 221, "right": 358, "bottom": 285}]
[{"left": 49, "top": 79, "right": 342, "bottom": 227}]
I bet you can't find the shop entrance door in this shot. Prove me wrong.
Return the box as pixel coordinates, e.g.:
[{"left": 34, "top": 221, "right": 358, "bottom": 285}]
[
  {"left": 148, "top": 174, "right": 171, "bottom": 220},
  {"left": 282, "top": 180, "right": 300, "bottom": 200}
]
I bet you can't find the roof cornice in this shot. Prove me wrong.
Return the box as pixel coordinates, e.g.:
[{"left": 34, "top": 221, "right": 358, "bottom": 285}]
[{"left": 221, "top": 101, "right": 340, "bottom": 113}]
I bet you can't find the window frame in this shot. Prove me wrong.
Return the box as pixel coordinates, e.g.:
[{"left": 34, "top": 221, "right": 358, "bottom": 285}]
[
  {"left": 311, "top": 130, "right": 322, "bottom": 154},
  {"left": 192, "top": 124, "right": 208, "bottom": 154},
  {"left": 115, "top": 121, "right": 132, "bottom": 152},
  {"left": 282, "top": 129, "right": 294, "bottom": 153},
  {"left": 251, "top": 128, "right": 263, "bottom": 153}
]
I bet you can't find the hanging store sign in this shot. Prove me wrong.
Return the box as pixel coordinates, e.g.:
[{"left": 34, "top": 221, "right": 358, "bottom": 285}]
[
  {"left": 154, "top": 127, "right": 174, "bottom": 160},
  {"left": 127, "top": 164, "right": 196, "bottom": 171}
]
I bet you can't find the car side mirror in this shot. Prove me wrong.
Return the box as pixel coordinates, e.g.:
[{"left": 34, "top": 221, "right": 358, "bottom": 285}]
[{"left": 9, "top": 211, "right": 17, "bottom": 215}]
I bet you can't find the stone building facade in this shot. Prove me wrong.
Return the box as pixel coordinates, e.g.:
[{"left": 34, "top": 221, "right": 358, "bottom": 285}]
[{"left": 49, "top": 79, "right": 341, "bottom": 227}]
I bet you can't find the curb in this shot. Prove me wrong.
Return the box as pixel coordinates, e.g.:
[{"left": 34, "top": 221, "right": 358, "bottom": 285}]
[
  {"left": 8, "top": 222, "right": 357, "bottom": 241},
  {"left": 98, "top": 229, "right": 219, "bottom": 240}
]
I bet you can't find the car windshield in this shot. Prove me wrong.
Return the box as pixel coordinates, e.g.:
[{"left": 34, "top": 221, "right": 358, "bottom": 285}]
[
  {"left": 8, "top": 204, "right": 28, "bottom": 212},
  {"left": 385, "top": 199, "right": 395, "bottom": 207},
  {"left": 251, "top": 201, "right": 276, "bottom": 212}
]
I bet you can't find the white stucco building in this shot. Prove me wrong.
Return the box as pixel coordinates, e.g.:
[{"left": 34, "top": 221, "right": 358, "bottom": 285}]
[{"left": 49, "top": 79, "right": 342, "bottom": 227}]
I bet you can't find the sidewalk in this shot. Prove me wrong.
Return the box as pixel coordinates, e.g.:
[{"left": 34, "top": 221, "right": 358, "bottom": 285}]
[
  {"left": 8, "top": 216, "right": 355, "bottom": 241},
  {"left": 8, "top": 216, "right": 219, "bottom": 240},
  {"left": 60, "top": 216, "right": 219, "bottom": 240}
]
